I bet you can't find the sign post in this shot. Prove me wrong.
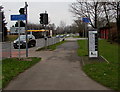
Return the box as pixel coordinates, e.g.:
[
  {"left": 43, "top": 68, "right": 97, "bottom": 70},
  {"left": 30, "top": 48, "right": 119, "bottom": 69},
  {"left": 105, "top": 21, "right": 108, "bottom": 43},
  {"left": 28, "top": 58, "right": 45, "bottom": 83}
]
[
  {"left": 11, "top": 13, "right": 27, "bottom": 59},
  {"left": 18, "top": 20, "right": 21, "bottom": 59},
  {"left": 82, "top": 17, "right": 90, "bottom": 37},
  {"left": 25, "top": 2, "right": 28, "bottom": 57},
  {"left": 88, "top": 30, "right": 98, "bottom": 58}
]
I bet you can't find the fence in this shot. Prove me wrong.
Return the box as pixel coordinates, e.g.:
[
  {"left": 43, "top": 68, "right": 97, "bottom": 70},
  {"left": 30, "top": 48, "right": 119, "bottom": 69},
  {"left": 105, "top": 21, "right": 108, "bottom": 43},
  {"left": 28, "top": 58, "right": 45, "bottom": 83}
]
[
  {"left": 1, "top": 42, "right": 11, "bottom": 60},
  {"left": 1, "top": 37, "right": 61, "bottom": 59},
  {"left": 35, "top": 37, "right": 60, "bottom": 48}
]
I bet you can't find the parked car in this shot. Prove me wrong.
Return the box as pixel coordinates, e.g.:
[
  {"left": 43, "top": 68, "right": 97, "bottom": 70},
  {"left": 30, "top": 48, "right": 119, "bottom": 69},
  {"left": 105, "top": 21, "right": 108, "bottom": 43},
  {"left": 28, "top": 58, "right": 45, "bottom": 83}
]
[
  {"left": 13, "top": 34, "right": 36, "bottom": 49},
  {"left": 56, "top": 35, "right": 60, "bottom": 38}
]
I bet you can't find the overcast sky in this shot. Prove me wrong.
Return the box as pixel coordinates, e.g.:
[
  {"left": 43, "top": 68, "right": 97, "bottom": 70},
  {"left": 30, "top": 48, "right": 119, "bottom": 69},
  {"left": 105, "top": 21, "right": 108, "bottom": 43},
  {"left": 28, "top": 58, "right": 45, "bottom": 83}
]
[{"left": 1, "top": 0, "right": 77, "bottom": 29}]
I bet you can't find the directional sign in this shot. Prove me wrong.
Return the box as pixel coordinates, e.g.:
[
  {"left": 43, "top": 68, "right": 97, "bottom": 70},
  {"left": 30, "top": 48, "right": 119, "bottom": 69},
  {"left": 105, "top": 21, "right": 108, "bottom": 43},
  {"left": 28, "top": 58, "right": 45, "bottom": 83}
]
[
  {"left": 82, "top": 17, "right": 90, "bottom": 23},
  {"left": 11, "top": 15, "right": 27, "bottom": 21}
]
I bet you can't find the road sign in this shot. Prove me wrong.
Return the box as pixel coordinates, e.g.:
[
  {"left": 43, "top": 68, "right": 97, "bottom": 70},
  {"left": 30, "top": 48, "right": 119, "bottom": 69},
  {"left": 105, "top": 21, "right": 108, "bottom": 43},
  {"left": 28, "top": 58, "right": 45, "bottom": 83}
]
[
  {"left": 88, "top": 30, "right": 98, "bottom": 58},
  {"left": 11, "top": 15, "right": 27, "bottom": 21},
  {"left": 10, "top": 27, "right": 25, "bottom": 34},
  {"left": 82, "top": 17, "right": 90, "bottom": 23}
]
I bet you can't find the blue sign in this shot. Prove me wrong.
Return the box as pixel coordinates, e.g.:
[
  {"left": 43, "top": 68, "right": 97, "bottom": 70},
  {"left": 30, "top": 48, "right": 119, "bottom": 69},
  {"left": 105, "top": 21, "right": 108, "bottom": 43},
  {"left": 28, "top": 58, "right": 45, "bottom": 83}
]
[
  {"left": 11, "top": 15, "right": 27, "bottom": 21},
  {"left": 82, "top": 17, "right": 90, "bottom": 23}
]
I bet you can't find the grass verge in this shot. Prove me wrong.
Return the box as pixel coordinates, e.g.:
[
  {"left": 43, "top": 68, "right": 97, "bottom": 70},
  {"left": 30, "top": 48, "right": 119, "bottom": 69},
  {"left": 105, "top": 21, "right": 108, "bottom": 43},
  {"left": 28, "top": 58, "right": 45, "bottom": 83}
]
[
  {"left": 77, "top": 39, "right": 119, "bottom": 91},
  {"left": 36, "top": 41, "right": 65, "bottom": 51},
  {"left": 2, "top": 57, "right": 41, "bottom": 88},
  {"left": 5, "top": 35, "right": 18, "bottom": 41}
]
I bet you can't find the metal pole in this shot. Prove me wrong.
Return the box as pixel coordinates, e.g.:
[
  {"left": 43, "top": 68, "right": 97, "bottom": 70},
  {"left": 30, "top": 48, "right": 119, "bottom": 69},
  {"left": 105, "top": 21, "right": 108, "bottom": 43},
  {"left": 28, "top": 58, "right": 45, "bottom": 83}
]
[
  {"left": 18, "top": 20, "right": 21, "bottom": 59},
  {"left": 85, "top": 23, "right": 87, "bottom": 38},
  {"left": 44, "top": 25, "right": 47, "bottom": 50},
  {"left": 25, "top": 2, "right": 28, "bottom": 57},
  {"left": 10, "top": 41, "right": 11, "bottom": 57},
  {"left": 1, "top": 12, "right": 4, "bottom": 42},
  {"left": 0, "top": 12, "right": 2, "bottom": 42}
]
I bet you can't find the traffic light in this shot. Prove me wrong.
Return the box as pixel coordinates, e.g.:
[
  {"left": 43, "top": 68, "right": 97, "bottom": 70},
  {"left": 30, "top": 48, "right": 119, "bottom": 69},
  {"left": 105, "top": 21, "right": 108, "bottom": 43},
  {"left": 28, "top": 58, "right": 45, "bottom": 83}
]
[
  {"left": 40, "top": 13, "right": 44, "bottom": 24},
  {"left": 40, "top": 13, "right": 48, "bottom": 25},
  {"left": 43, "top": 13, "right": 48, "bottom": 25},
  {"left": 19, "top": 8, "right": 25, "bottom": 14}
]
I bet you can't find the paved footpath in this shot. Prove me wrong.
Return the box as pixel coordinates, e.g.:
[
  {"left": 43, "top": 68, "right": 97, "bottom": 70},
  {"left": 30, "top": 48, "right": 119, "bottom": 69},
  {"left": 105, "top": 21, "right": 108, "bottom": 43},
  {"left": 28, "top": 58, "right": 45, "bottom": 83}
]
[{"left": 4, "top": 41, "right": 111, "bottom": 90}]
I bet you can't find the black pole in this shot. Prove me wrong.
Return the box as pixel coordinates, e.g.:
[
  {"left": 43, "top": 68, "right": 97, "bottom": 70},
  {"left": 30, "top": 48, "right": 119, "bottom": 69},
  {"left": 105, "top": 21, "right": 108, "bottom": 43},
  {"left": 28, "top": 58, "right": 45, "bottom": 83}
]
[{"left": 25, "top": 2, "right": 28, "bottom": 57}]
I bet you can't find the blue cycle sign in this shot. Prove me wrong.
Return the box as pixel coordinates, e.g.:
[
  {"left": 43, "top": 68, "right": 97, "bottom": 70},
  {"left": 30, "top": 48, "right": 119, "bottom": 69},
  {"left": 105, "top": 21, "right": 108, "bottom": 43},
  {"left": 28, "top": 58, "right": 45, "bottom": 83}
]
[
  {"left": 82, "top": 17, "right": 90, "bottom": 23},
  {"left": 11, "top": 15, "right": 27, "bottom": 21}
]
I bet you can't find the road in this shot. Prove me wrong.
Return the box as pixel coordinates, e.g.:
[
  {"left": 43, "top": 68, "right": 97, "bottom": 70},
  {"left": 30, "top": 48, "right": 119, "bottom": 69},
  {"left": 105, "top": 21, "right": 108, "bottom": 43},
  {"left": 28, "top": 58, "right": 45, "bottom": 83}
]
[
  {"left": 1, "top": 37, "right": 60, "bottom": 58},
  {"left": 1, "top": 37, "right": 86, "bottom": 58}
]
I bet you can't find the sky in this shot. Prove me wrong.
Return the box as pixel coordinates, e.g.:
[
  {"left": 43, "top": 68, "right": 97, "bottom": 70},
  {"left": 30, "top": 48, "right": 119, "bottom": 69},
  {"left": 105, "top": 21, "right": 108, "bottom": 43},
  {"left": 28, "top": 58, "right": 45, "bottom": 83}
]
[{"left": 0, "top": 0, "right": 77, "bottom": 29}]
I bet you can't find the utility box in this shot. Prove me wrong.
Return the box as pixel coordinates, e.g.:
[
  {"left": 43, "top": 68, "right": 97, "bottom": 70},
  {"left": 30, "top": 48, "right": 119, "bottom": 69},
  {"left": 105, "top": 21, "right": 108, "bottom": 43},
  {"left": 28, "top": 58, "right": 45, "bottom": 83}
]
[{"left": 88, "top": 30, "right": 98, "bottom": 58}]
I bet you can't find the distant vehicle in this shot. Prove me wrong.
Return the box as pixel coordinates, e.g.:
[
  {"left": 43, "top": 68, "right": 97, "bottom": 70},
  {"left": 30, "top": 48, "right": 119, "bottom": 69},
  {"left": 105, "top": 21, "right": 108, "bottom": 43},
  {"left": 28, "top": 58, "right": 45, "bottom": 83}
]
[
  {"left": 56, "top": 34, "right": 66, "bottom": 38},
  {"left": 47, "top": 36, "right": 52, "bottom": 38},
  {"left": 56, "top": 35, "right": 60, "bottom": 38},
  {"left": 66, "top": 34, "right": 70, "bottom": 37},
  {"left": 60, "top": 35, "right": 64, "bottom": 38},
  {"left": 13, "top": 34, "right": 36, "bottom": 49}
]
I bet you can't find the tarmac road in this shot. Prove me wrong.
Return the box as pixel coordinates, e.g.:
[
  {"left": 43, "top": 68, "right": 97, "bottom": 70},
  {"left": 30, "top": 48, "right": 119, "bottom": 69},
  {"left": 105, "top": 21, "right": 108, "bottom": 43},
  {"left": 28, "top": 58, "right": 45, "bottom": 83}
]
[
  {"left": 2, "top": 37, "right": 60, "bottom": 58},
  {"left": 4, "top": 41, "right": 111, "bottom": 90}
]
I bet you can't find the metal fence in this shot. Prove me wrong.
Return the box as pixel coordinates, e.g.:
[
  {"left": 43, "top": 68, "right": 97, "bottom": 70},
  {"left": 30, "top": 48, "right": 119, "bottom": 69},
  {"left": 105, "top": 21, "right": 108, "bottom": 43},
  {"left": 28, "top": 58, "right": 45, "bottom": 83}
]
[
  {"left": 1, "top": 37, "right": 61, "bottom": 59},
  {"left": 2, "top": 42, "right": 11, "bottom": 60},
  {"left": 35, "top": 37, "right": 60, "bottom": 48}
]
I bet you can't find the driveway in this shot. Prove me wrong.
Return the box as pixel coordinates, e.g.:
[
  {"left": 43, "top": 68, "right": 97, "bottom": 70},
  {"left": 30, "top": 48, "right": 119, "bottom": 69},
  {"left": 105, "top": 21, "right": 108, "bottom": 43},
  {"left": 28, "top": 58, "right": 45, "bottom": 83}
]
[{"left": 4, "top": 41, "right": 110, "bottom": 90}]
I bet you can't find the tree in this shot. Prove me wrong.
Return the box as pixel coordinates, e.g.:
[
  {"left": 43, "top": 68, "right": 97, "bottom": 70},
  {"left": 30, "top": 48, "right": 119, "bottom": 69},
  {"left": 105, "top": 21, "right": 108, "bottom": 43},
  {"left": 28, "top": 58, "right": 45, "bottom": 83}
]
[
  {"left": 0, "top": 6, "right": 7, "bottom": 41},
  {"left": 48, "top": 23, "right": 56, "bottom": 35},
  {"left": 107, "top": 2, "right": 120, "bottom": 30},
  {"left": 74, "top": 19, "right": 85, "bottom": 37},
  {"left": 110, "top": 2, "right": 120, "bottom": 42},
  {"left": 59, "top": 21, "right": 66, "bottom": 34},
  {"left": 70, "top": 1, "right": 103, "bottom": 29},
  {"left": 101, "top": 2, "right": 120, "bottom": 42}
]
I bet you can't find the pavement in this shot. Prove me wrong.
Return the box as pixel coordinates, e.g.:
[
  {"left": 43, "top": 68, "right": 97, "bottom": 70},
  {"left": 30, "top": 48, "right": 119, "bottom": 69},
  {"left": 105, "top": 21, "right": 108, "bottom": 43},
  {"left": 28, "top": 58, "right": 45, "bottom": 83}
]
[{"left": 4, "top": 40, "right": 111, "bottom": 90}]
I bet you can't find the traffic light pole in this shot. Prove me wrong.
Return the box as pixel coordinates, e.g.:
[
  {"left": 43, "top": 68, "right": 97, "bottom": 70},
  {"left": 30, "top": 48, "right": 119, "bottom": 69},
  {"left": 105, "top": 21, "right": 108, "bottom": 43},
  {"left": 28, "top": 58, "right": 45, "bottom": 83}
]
[
  {"left": 25, "top": 2, "right": 28, "bottom": 57},
  {"left": 44, "top": 24, "right": 47, "bottom": 50}
]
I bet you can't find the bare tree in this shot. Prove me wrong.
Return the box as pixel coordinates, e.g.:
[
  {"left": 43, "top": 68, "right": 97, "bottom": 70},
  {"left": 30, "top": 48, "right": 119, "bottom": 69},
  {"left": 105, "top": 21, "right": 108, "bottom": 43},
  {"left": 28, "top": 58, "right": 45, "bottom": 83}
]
[
  {"left": 0, "top": 5, "right": 7, "bottom": 41},
  {"left": 101, "top": 2, "right": 120, "bottom": 42},
  {"left": 59, "top": 21, "right": 66, "bottom": 34},
  {"left": 110, "top": 2, "right": 120, "bottom": 33},
  {"left": 70, "top": 1, "right": 104, "bottom": 29}
]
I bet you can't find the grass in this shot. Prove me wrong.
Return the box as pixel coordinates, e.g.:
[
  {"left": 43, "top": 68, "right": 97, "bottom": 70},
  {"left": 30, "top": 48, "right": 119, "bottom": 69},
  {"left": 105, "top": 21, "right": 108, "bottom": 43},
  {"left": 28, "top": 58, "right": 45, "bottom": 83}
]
[
  {"left": 77, "top": 40, "right": 88, "bottom": 56},
  {"left": 72, "top": 35, "right": 85, "bottom": 38},
  {"left": 77, "top": 39, "right": 119, "bottom": 91},
  {"left": 0, "top": 64, "right": 1, "bottom": 89},
  {"left": 6, "top": 35, "right": 18, "bottom": 41},
  {"left": 36, "top": 41, "right": 65, "bottom": 51},
  {"left": 2, "top": 57, "right": 41, "bottom": 88}
]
